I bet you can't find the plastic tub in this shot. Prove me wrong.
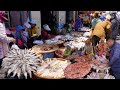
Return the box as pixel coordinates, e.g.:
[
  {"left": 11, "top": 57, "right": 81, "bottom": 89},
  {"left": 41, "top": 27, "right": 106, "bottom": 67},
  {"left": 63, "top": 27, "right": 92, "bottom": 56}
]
[{"left": 42, "top": 52, "right": 55, "bottom": 60}]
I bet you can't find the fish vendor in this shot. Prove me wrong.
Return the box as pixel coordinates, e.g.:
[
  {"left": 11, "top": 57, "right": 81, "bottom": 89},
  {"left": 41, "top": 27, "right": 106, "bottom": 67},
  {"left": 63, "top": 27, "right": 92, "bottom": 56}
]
[{"left": 107, "top": 37, "right": 120, "bottom": 79}]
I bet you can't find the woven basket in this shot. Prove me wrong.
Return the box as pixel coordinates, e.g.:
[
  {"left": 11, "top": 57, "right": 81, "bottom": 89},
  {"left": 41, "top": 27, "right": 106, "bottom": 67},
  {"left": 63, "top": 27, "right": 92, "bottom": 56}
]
[
  {"left": 31, "top": 44, "right": 59, "bottom": 54},
  {"left": 55, "top": 48, "right": 66, "bottom": 58},
  {"left": 57, "top": 43, "right": 64, "bottom": 48},
  {"left": 33, "top": 73, "right": 65, "bottom": 79},
  {"left": 55, "top": 47, "right": 72, "bottom": 58},
  {"left": 37, "top": 53, "right": 43, "bottom": 60},
  {"left": 33, "top": 58, "right": 70, "bottom": 79}
]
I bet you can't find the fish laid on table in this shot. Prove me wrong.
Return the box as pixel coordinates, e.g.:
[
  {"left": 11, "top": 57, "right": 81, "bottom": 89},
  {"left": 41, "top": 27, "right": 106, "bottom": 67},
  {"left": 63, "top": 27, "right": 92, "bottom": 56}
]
[{"left": 61, "top": 34, "right": 74, "bottom": 41}]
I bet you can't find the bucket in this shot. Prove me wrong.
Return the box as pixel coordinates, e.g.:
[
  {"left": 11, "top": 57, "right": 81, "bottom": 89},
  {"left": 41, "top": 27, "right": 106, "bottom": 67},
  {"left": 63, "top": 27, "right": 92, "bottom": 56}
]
[{"left": 42, "top": 52, "right": 55, "bottom": 60}]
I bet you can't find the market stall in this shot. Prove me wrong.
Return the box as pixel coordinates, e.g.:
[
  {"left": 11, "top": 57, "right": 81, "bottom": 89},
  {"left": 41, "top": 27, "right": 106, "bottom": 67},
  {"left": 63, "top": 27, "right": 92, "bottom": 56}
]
[{"left": 0, "top": 26, "right": 115, "bottom": 79}]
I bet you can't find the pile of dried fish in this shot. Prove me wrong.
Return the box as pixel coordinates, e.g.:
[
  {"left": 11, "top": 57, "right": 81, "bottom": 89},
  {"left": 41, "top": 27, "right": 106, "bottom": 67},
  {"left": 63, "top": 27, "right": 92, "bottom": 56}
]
[
  {"left": 86, "top": 55, "right": 115, "bottom": 79},
  {"left": 73, "top": 37, "right": 88, "bottom": 42},
  {"left": 91, "top": 55, "right": 109, "bottom": 71},
  {"left": 61, "top": 34, "right": 74, "bottom": 41},
  {"left": 83, "top": 32, "right": 91, "bottom": 37},
  {"left": 54, "top": 35, "right": 63, "bottom": 40},
  {"left": 2, "top": 49, "right": 42, "bottom": 79},
  {"left": 35, "top": 58, "right": 70, "bottom": 79},
  {"left": 45, "top": 38, "right": 64, "bottom": 44},
  {"left": 80, "top": 27, "right": 90, "bottom": 32},
  {"left": 0, "top": 68, "right": 6, "bottom": 79},
  {"left": 71, "top": 31, "right": 83, "bottom": 37},
  {"left": 86, "top": 72, "right": 115, "bottom": 79},
  {"left": 64, "top": 41, "right": 85, "bottom": 50}
]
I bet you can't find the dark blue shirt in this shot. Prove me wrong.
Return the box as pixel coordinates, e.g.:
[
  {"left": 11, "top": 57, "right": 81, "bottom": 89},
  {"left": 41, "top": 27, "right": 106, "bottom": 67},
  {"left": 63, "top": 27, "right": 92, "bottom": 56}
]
[
  {"left": 75, "top": 17, "right": 83, "bottom": 30},
  {"left": 109, "top": 42, "right": 120, "bottom": 72}
]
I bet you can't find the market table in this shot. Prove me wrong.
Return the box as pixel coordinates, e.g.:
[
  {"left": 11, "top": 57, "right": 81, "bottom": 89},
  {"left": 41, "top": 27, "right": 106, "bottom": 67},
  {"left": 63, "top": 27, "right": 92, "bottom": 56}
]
[{"left": 31, "top": 44, "right": 59, "bottom": 59}]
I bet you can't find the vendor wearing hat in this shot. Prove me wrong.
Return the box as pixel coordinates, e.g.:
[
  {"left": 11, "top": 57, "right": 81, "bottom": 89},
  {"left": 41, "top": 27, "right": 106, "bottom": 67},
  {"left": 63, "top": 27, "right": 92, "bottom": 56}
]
[
  {"left": 105, "top": 14, "right": 112, "bottom": 40},
  {"left": 100, "top": 15, "right": 105, "bottom": 21},
  {"left": 28, "top": 21, "right": 40, "bottom": 47},
  {"left": 91, "top": 14, "right": 112, "bottom": 55},
  {"left": 91, "top": 11, "right": 102, "bottom": 29},
  {"left": 16, "top": 25, "right": 25, "bottom": 49},
  {"left": 41, "top": 24, "right": 51, "bottom": 40},
  {"left": 0, "top": 11, "right": 16, "bottom": 66},
  {"left": 74, "top": 12, "right": 83, "bottom": 31},
  {"left": 41, "top": 24, "right": 55, "bottom": 40}
]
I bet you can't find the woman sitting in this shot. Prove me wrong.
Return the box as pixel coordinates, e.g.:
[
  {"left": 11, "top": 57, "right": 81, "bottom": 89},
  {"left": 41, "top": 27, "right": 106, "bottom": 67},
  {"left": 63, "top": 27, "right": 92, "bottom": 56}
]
[
  {"left": 41, "top": 24, "right": 56, "bottom": 41},
  {"left": 27, "top": 21, "right": 41, "bottom": 47},
  {"left": 16, "top": 25, "right": 26, "bottom": 49}
]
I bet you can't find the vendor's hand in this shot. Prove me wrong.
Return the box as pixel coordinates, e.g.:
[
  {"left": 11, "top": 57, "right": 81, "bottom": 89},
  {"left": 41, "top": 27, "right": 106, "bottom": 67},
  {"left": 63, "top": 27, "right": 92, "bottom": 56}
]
[
  {"left": 34, "top": 36, "right": 38, "bottom": 39},
  {"left": 10, "top": 38, "right": 16, "bottom": 43},
  {"left": 105, "top": 64, "right": 110, "bottom": 67},
  {"left": 48, "top": 34, "right": 51, "bottom": 38},
  {"left": 48, "top": 34, "right": 50, "bottom": 36},
  {"left": 92, "top": 59, "right": 100, "bottom": 64},
  {"left": 106, "top": 53, "right": 110, "bottom": 57}
]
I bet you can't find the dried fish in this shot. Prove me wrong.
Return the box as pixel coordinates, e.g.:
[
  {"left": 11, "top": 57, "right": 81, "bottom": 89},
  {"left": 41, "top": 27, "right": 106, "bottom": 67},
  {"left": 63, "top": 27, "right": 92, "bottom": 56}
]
[
  {"left": 86, "top": 72, "right": 115, "bottom": 79},
  {"left": 35, "top": 58, "right": 70, "bottom": 79},
  {"left": 64, "top": 41, "right": 85, "bottom": 50},
  {"left": 0, "top": 68, "right": 7, "bottom": 79},
  {"left": 2, "top": 49, "right": 42, "bottom": 79}
]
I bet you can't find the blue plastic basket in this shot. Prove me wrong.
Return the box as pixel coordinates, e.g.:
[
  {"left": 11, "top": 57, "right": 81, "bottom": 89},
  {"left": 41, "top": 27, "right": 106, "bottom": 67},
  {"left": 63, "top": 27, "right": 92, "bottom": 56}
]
[{"left": 42, "top": 52, "right": 55, "bottom": 60}]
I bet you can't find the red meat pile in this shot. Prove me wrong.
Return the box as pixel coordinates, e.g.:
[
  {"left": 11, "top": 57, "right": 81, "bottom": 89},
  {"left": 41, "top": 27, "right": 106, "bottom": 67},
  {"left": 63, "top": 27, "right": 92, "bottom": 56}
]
[{"left": 64, "top": 62, "right": 91, "bottom": 79}]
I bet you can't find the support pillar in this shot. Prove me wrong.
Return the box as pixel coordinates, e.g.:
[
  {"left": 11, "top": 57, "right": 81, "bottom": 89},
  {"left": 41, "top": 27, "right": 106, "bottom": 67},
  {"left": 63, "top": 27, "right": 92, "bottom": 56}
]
[
  {"left": 55, "top": 11, "right": 66, "bottom": 29},
  {"left": 30, "top": 11, "right": 41, "bottom": 35}
]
